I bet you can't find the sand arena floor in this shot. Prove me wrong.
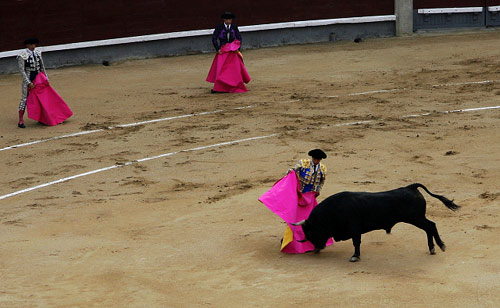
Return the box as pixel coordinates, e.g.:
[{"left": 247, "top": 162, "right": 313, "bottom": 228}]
[{"left": 0, "top": 30, "right": 500, "bottom": 307}]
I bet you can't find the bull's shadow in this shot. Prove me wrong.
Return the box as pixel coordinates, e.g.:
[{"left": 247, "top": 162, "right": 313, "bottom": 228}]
[{"left": 273, "top": 228, "right": 454, "bottom": 274}]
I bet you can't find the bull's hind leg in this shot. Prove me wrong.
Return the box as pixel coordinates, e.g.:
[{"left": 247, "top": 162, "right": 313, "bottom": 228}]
[
  {"left": 406, "top": 218, "right": 435, "bottom": 254},
  {"left": 409, "top": 218, "right": 444, "bottom": 255},
  {"left": 425, "top": 218, "right": 446, "bottom": 252},
  {"left": 350, "top": 234, "right": 361, "bottom": 262}
]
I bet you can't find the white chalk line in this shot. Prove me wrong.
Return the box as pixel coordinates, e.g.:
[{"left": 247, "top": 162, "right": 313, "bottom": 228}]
[
  {"left": 348, "top": 89, "right": 400, "bottom": 96},
  {"left": 400, "top": 105, "right": 500, "bottom": 119},
  {"left": 327, "top": 79, "right": 500, "bottom": 98},
  {"left": 0, "top": 133, "right": 278, "bottom": 200},
  {"left": 320, "top": 120, "right": 373, "bottom": 129},
  {"left": 446, "top": 105, "right": 500, "bottom": 113},
  {"left": 319, "top": 105, "right": 500, "bottom": 128},
  {"left": 2, "top": 103, "right": 500, "bottom": 201},
  {"left": 432, "top": 80, "right": 499, "bottom": 87},
  {"left": 0, "top": 129, "right": 104, "bottom": 153},
  {"left": 400, "top": 113, "right": 431, "bottom": 119},
  {"left": 0, "top": 165, "right": 120, "bottom": 201},
  {"left": 280, "top": 99, "right": 301, "bottom": 104},
  {"left": 320, "top": 106, "right": 500, "bottom": 128},
  {"left": 0, "top": 106, "right": 253, "bottom": 152},
  {"left": 327, "top": 88, "right": 400, "bottom": 98}
]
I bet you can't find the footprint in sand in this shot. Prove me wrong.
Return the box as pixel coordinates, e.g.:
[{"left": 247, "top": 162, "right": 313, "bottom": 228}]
[
  {"left": 8, "top": 177, "right": 37, "bottom": 189},
  {"left": 3, "top": 219, "right": 25, "bottom": 227}
]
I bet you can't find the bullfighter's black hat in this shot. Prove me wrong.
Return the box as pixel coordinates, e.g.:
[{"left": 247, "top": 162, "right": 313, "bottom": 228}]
[
  {"left": 221, "top": 12, "right": 235, "bottom": 19},
  {"left": 308, "top": 149, "right": 327, "bottom": 159},
  {"left": 24, "top": 38, "right": 40, "bottom": 45}
]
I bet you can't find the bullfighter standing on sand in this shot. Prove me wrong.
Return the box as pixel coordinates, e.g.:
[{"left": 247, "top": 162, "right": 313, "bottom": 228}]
[
  {"left": 206, "top": 11, "right": 251, "bottom": 93},
  {"left": 290, "top": 149, "right": 328, "bottom": 197},
  {"left": 17, "top": 38, "right": 47, "bottom": 128},
  {"left": 259, "top": 149, "right": 333, "bottom": 254},
  {"left": 16, "top": 38, "right": 72, "bottom": 127}
]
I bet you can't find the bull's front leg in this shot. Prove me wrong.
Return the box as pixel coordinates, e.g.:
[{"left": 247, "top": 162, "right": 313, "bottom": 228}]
[{"left": 350, "top": 234, "right": 361, "bottom": 262}]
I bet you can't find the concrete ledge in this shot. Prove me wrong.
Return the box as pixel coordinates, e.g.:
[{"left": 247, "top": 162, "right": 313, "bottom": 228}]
[
  {"left": 414, "top": 8, "right": 486, "bottom": 31},
  {"left": 487, "top": 6, "right": 500, "bottom": 27},
  {"left": 417, "top": 7, "right": 483, "bottom": 14},
  {"left": 0, "top": 18, "right": 395, "bottom": 75}
]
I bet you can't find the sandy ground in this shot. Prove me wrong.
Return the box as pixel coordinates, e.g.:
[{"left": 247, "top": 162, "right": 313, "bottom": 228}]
[{"left": 1, "top": 30, "right": 500, "bottom": 307}]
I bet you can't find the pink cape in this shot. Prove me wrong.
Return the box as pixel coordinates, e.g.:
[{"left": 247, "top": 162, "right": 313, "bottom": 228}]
[
  {"left": 26, "top": 72, "right": 73, "bottom": 126},
  {"left": 206, "top": 40, "right": 251, "bottom": 93},
  {"left": 259, "top": 172, "right": 334, "bottom": 253}
]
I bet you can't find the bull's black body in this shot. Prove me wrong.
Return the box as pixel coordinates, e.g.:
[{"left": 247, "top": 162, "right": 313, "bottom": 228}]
[{"left": 295, "top": 183, "right": 460, "bottom": 262}]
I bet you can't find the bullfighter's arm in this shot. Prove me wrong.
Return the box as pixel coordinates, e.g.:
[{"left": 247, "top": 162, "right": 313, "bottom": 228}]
[
  {"left": 17, "top": 56, "right": 30, "bottom": 84},
  {"left": 288, "top": 160, "right": 304, "bottom": 175},
  {"left": 212, "top": 27, "right": 221, "bottom": 52},
  {"left": 318, "top": 165, "right": 327, "bottom": 192}
]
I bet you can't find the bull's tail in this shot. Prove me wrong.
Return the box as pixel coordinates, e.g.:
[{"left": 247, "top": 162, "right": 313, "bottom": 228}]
[{"left": 410, "top": 183, "right": 461, "bottom": 211}]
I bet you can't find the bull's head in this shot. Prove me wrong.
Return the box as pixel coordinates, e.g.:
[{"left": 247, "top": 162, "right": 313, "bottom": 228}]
[
  {"left": 291, "top": 220, "right": 325, "bottom": 253},
  {"left": 291, "top": 220, "right": 309, "bottom": 242}
]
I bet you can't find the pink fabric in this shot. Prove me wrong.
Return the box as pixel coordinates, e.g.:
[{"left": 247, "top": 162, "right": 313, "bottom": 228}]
[
  {"left": 206, "top": 40, "right": 251, "bottom": 93},
  {"left": 259, "top": 172, "right": 334, "bottom": 253},
  {"left": 26, "top": 72, "right": 73, "bottom": 126}
]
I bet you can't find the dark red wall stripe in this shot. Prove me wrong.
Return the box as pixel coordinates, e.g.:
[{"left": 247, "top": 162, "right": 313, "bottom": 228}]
[{"left": 0, "top": 0, "right": 394, "bottom": 52}]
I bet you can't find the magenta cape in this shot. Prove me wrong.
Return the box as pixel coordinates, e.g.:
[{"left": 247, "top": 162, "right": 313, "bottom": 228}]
[
  {"left": 206, "top": 40, "right": 251, "bottom": 93},
  {"left": 26, "top": 72, "right": 73, "bottom": 126},
  {"left": 259, "top": 172, "right": 334, "bottom": 253}
]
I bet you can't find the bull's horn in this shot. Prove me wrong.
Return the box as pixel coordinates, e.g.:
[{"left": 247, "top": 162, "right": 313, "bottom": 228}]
[{"left": 291, "top": 220, "right": 306, "bottom": 226}]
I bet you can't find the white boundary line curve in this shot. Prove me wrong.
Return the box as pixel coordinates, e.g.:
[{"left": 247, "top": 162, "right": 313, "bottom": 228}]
[
  {"left": 432, "top": 80, "right": 499, "bottom": 87},
  {"left": 1, "top": 104, "right": 500, "bottom": 201},
  {"left": 0, "top": 134, "right": 278, "bottom": 200},
  {"left": 327, "top": 88, "right": 406, "bottom": 98},
  {"left": 0, "top": 107, "right": 252, "bottom": 152}
]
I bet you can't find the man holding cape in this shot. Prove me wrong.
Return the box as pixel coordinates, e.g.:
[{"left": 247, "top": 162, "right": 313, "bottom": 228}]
[
  {"left": 206, "top": 12, "right": 251, "bottom": 93},
  {"left": 260, "top": 149, "right": 334, "bottom": 253}
]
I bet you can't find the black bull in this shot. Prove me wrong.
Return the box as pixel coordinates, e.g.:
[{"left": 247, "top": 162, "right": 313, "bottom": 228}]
[{"left": 292, "top": 183, "right": 460, "bottom": 262}]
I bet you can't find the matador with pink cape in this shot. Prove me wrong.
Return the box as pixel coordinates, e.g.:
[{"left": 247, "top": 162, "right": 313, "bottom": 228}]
[
  {"left": 259, "top": 149, "right": 334, "bottom": 253},
  {"left": 16, "top": 38, "right": 72, "bottom": 128},
  {"left": 206, "top": 12, "right": 251, "bottom": 93}
]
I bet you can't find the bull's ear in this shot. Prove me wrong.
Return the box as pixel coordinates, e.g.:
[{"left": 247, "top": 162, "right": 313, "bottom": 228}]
[{"left": 291, "top": 220, "right": 306, "bottom": 226}]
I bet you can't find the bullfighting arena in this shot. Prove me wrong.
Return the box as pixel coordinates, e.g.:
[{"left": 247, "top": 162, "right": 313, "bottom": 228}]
[{"left": 1, "top": 31, "right": 500, "bottom": 307}]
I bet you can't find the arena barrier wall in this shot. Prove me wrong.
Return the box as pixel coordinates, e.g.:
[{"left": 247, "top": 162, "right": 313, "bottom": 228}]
[
  {"left": 413, "top": 0, "right": 500, "bottom": 30},
  {"left": 486, "top": 5, "right": 500, "bottom": 26},
  {"left": 0, "top": 16, "right": 396, "bottom": 74}
]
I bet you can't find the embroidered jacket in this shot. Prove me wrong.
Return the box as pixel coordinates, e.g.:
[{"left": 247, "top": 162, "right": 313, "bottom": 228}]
[
  {"left": 292, "top": 159, "right": 327, "bottom": 193},
  {"left": 17, "top": 48, "right": 46, "bottom": 84},
  {"left": 212, "top": 23, "right": 242, "bottom": 51}
]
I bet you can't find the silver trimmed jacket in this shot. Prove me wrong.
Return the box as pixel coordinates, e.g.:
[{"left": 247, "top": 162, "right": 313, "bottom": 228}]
[{"left": 17, "top": 48, "right": 47, "bottom": 84}]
